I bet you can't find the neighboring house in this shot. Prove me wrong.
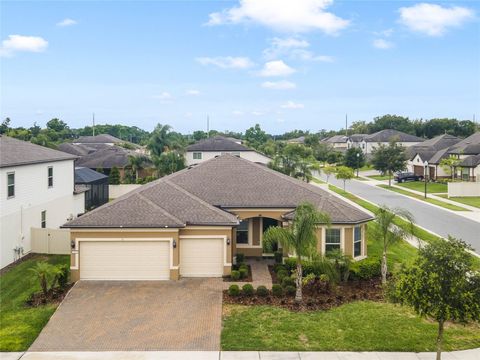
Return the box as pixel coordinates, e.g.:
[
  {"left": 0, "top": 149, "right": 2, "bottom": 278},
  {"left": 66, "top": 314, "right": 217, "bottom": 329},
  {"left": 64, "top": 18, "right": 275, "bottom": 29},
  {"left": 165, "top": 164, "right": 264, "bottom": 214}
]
[
  {"left": 322, "top": 135, "right": 349, "bottom": 150},
  {"left": 0, "top": 136, "right": 85, "bottom": 268},
  {"left": 358, "top": 129, "right": 424, "bottom": 155},
  {"left": 75, "top": 167, "right": 109, "bottom": 210},
  {"left": 63, "top": 154, "right": 373, "bottom": 281},
  {"left": 448, "top": 132, "right": 480, "bottom": 181},
  {"left": 347, "top": 134, "right": 368, "bottom": 149},
  {"left": 406, "top": 134, "right": 461, "bottom": 179},
  {"left": 287, "top": 136, "right": 306, "bottom": 144},
  {"left": 185, "top": 136, "right": 271, "bottom": 166},
  {"left": 73, "top": 134, "right": 141, "bottom": 149}
]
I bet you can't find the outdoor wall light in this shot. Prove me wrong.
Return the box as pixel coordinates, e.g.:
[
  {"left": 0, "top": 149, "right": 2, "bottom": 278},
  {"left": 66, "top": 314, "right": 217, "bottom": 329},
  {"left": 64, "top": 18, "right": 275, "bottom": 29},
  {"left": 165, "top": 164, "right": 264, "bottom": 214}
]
[
  {"left": 227, "top": 238, "right": 230, "bottom": 245},
  {"left": 70, "top": 240, "right": 75, "bottom": 249},
  {"left": 173, "top": 240, "right": 177, "bottom": 248}
]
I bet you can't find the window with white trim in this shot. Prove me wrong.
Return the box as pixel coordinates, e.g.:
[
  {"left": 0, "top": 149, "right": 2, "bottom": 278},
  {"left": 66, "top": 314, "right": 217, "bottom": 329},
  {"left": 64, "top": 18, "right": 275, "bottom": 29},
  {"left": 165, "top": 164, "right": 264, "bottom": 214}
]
[
  {"left": 41, "top": 211, "right": 47, "bottom": 228},
  {"left": 193, "top": 152, "right": 202, "bottom": 160},
  {"left": 47, "top": 166, "right": 53, "bottom": 187},
  {"left": 236, "top": 220, "right": 249, "bottom": 244},
  {"left": 7, "top": 172, "right": 15, "bottom": 198},
  {"left": 354, "top": 226, "right": 362, "bottom": 257},
  {"left": 325, "top": 228, "right": 341, "bottom": 253}
]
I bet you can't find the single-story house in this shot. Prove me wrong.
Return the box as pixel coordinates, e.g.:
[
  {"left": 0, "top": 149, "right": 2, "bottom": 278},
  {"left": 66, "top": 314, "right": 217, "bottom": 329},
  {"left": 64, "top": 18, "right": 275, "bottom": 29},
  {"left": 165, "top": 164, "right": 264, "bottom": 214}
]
[
  {"left": 63, "top": 155, "right": 373, "bottom": 281},
  {"left": 75, "top": 167, "right": 109, "bottom": 210},
  {"left": 185, "top": 136, "right": 271, "bottom": 166},
  {"left": 359, "top": 129, "right": 424, "bottom": 155}
]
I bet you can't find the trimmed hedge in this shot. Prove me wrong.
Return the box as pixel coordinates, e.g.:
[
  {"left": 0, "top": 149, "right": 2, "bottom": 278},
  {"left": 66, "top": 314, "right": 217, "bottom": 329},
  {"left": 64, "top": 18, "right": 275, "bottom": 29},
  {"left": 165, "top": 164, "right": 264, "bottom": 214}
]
[
  {"left": 281, "top": 276, "right": 295, "bottom": 288},
  {"left": 231, "top": 270, "right": 240, "bottom": 281},
  {"left": 350, "top": 257, "right": 381, "bottom": 280},
  {"left": 242, "top": 283, "right": 254, "bottom": 296},
  {"left": 236, "top": 253, "right": 245, "bottom": 263},
  {"left": 284, "top": 285, "right": 296, "bottom": 296},
  {"left": 271, "top": 284, "right": 283, "bottom": 297},
  {"left": 228, "top": 284, "right": 240, "bottom": 296},
  {"left": 239, "top": 268, "right": 248, "bottom": 279},
  {"left": 256, "top": 285, "right": 268, "bottom": 297}
]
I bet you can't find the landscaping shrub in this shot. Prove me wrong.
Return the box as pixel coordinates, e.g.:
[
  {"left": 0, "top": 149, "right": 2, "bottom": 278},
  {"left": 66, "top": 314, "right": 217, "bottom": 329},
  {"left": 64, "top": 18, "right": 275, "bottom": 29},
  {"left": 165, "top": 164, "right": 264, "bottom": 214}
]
[
  {"left": 239, "top": 263, "right": 248, "bottom": 271},
  {"left": 350, "top": 257, "right": 381, "bottom": 280},
  {"left": 239, "top": 268, "right": 248, "bottom": 279},
  {"left": 228, "top": 284, "right": 240, "bottom": 296},
  {"left": 242, "top": 284, "right": 254, "bottom": 296},
  {"left": 231, "top": 270, "right": 240, "bottom": 281},
  {"left": 274, "top": 251, "right": 283, "bottom": 264},
  {"left": 57, "top": 264, "right": 69, "bottom": 289},
  {"left": 272, "top": 284, "right": 283, "bottom": 297},
  {"left": 284, "top": 285, "right": 296, "bottom": 296},
  {"left": 319, "top": 274, "right": 329, "bottom": 283},
  {"left": 236, "top": 253, "right": 245, "bottom": 264},
  {"left": 281, "top": 276, "right": 296, "bottom": 288},
  {"left": 302, "top": 273, "right": 316, "bottom": 287},
  {"left": 284, "top": 258, "right": 297, "bottom": 272},
  {"left": 256, "top": 285, "right": 268, "bottom": 297},
  {"left": 276, "top": 269, "right": 288, "bottom": 282},
  {"left": 273, "top": 264, "right": 287, "bottom": 273}
]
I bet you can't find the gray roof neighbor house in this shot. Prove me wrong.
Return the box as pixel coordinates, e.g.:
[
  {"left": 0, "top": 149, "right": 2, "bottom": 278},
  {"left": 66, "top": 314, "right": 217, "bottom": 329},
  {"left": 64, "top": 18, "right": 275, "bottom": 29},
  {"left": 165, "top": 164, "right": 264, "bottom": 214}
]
[
  {"left": 448, "top": 132, "right": 480, "bottom": 155},
  {"left": 406, "top": 134, "right": 461, "bottom": 161},
  {"left": 64, "top": 154, "right": 372, "bottom": 228},
  {"left": 186, "top": 136, "right": 251, "bottom": 152},
  {"left": 364, "top": 129, "right": 424, "bottom": 143}
]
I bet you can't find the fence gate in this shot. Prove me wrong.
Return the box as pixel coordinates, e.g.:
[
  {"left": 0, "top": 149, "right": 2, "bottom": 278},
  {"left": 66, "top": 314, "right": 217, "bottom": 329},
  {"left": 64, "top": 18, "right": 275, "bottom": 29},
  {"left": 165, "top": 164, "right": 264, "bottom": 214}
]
[{"left": 31, "top": 228, "right": 71, "bottom": 255}]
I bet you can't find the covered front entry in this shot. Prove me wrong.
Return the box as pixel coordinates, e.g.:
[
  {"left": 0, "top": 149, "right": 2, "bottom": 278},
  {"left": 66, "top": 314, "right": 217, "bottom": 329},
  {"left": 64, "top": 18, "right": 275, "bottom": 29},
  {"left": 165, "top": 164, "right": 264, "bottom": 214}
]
[
  {"left": 180, "top": 237, "right": 224, "bottom": 277},
  {"left": 79, "top": 241, "right": 170, "bottom": 280},
  {"left": 235, "top": 216, "right": 281, "bottom": 257}
]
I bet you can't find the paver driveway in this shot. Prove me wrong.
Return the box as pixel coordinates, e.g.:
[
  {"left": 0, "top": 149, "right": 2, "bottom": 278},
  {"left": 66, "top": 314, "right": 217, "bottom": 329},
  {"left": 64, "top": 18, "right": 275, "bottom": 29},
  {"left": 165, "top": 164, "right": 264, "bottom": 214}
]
[{"left": 29, "top": 278, "right": 223, "bottom": 351}]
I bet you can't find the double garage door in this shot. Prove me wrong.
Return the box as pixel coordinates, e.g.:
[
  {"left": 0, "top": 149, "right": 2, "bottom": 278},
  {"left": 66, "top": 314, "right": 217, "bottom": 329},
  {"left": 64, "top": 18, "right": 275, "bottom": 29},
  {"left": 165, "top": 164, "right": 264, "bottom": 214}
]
[{"left": 79, "top": 238, "right": 223, "bottom": 280}]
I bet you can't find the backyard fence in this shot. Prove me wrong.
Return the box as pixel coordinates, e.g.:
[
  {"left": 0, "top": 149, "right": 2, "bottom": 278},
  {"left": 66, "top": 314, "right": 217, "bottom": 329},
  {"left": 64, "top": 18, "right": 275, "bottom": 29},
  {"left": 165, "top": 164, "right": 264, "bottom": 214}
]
[
  {"left": 109, "top": 184, "right": 142, "bottom": 199},
  {"left": 31, "top": 228, "right": 71, "bottom": 255},
  {"left": 448, "top": 182, "right": 480, "bottom": 198}
]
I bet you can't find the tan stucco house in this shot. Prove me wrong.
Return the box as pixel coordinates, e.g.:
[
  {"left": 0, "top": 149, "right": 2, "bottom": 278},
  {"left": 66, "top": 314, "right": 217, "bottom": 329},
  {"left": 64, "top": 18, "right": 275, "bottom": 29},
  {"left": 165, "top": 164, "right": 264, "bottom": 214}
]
[{"left": 64, "top": 155, "right": 373, "bottom": 281}]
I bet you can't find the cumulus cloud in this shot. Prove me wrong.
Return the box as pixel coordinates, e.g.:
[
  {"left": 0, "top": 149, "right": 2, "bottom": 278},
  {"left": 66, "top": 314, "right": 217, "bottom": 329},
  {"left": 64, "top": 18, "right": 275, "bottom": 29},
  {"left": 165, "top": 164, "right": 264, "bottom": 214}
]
[
  {"left": 196, "top": 56, "right": 254, "bottom": 69},
  {"left": 185, "top": 89, "right": 200, "bottom": 96},
  {"left": 206, "top": 0, "right": 350, "bottom": 34},
  {"left": 263, "top": 37, "right": 333, "bottom": 62},
  {"left": 251, "top": 111, "right": 264, "bottom": 116},
  {"left": 152, "top": 92, "right": 173, "bottom": 103},
  {"left": 261, "top": 80, "right": 296, "bottom": 90},
  {"left": 57, "top": 18, "right": 78, "bottom": 27},
  {"left": 399, "top": 3, "right": 474, "bottom": 36},
  {"left": 281, "top": 101, "right": 304, "bottom": 109},
  {"left": 259, "top": 60, "right": 296, "bottom": 77},
  {"left": 232, "top": 110, "right": 244, "bottom": 116},
  {"left": 0, "top": 35, "right": 48, "bottom": 57},
  {"left": 373, "top": 39, "right": 394, "bottom": 49}
]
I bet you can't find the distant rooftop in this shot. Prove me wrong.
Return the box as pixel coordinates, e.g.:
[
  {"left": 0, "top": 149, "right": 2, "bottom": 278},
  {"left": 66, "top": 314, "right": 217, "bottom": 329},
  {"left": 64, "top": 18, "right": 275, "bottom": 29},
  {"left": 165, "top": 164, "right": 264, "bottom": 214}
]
[
  {"left": 364, "top": 129, "right": 424, "bottom": 143},
  {"left": 186, "top": 136, "right": 252, "bottom": 152}
]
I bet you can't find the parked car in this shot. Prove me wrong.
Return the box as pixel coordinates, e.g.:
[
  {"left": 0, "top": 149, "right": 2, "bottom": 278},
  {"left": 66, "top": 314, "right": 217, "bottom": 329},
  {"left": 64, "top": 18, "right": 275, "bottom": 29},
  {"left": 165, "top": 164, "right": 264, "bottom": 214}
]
[{"left": 394, "top": 172, "right": 424, "bottom": 183}]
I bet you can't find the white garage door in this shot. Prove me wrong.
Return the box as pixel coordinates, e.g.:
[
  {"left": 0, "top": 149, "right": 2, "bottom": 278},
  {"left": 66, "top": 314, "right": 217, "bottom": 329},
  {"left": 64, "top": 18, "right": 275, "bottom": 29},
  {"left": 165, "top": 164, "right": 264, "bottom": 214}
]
[
  {"left": 80, "top": 241, "right": 170, "bottom": 280},
  {"left": 180, "top": 238, "right": 223, "bottom": 277}
]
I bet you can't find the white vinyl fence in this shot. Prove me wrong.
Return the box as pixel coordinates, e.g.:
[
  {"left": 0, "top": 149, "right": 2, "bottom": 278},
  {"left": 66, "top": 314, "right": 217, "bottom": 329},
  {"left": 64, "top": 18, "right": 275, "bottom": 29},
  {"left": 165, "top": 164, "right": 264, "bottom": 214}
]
[
  {"left": 109, "top": 184, "right": 142, "bottom": 199},
  {"left": 31, "top": 228, "right": 71, "bottom": 255},
  {"left": 448, "top": 182, "right": 480, "bottom": 198}
]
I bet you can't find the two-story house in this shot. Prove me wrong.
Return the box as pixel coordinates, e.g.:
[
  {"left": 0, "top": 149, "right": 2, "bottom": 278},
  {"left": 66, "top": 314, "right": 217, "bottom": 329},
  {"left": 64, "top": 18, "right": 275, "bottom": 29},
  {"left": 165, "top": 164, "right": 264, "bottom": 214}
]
[{"left": 0, "top": 136, "right": 85, "bottom": 268}]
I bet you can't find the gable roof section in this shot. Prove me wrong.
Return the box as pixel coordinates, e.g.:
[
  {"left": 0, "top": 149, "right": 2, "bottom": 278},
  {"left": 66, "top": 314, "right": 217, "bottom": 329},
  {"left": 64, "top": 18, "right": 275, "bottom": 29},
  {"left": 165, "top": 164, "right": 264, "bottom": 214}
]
[
  {"left": 75, "top": 146, "right": 136, "bottom": 169},
  {"left": 58, "top": 143, "right": 100, "bottom": 156},
  {"left": 460, "top": 154, "right": 480, "bottom": 167},
  {"left": 74, "top": 134, "right": 124, "bottom": 144},
  {"left": 448, "top": 132, "right": 480, "bottom": 155},
  {"left": 186, "top": 136, "right": 252, "bottom": 152},
  {"left": 418, "top": 134, "right": 460, "bottom": 150},
  {"left": 0, "top": 135, "right": 77, "bottom": 168},
  {"left": 407, "top": 134, "right": 462, "bottom": 161},
  {"left": 323, "top": 135, "right": 349, "bottom": 143},
  {"left": 75, "top": 167, "right": 108, "bottom": 183},
  {"left": 364, "top": 129, "right": 424, "bottom": 143}
]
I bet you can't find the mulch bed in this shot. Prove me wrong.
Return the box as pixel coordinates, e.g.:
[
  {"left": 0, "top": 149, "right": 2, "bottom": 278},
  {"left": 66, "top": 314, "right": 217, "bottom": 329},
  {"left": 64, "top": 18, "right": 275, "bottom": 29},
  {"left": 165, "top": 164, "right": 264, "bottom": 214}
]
[
  {"left": 223, "top": 264, "right": 253, "bottom": 282},
  {"left": 25, "top": 283, "right": 74, "bottom": 307},
  {"left": 223, "top": 278, "right": 384, "bottom": 311}
]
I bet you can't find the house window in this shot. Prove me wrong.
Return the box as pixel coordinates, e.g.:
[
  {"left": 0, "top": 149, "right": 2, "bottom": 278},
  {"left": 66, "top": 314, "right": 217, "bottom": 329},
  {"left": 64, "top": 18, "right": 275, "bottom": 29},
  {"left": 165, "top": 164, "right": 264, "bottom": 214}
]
[
  {"left": 354, "top": 226, "right": 362, "bottom": 257},
  {"left": 193, "top": 152, "right": 202, "bottom": 160},
  {"left": 7, "top": 172, "right": 15, "bottom": 198},
  {"left": 325, "top": 228, "right": 341, "bottom": 253},
  {"left": 236, "top": 220, "right": 249, "bottom": 244},
  {"left": 41, "top": 211, "right": 46, "bottom": 228},
  {"left": 47, "top": 166, "right": 53, "bottom": 187}
]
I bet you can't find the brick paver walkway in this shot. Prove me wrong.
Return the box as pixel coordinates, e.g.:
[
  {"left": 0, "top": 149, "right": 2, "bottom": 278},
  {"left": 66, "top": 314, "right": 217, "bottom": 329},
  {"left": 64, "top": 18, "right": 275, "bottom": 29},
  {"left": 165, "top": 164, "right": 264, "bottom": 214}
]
[
  {"left": 223, "top": 258, "right": 273, "bottom": 289},
  {"left": 29, "top": 279, "right": 223, "bottom": 351}
]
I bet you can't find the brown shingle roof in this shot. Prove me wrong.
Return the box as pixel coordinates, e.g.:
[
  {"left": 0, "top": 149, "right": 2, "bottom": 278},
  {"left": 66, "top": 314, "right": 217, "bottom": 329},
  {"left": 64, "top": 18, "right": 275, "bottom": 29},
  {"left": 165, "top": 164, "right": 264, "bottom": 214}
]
[
  {"left": 0, "top": 135, "right": 77, "bottom": 168},
  {"left": 64, "top": 155, "right": 372, "bottom": 228}
]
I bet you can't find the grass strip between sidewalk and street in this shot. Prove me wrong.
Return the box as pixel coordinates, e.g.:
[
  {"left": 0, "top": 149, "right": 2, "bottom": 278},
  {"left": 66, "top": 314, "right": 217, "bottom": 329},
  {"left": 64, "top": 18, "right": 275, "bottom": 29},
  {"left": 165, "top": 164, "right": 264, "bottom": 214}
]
[
  {"left": 377, "top": 185, "right": 469, "bottom": 212},
  {"left": 437, "top": 194, "right": 480, "bottom": 209}
]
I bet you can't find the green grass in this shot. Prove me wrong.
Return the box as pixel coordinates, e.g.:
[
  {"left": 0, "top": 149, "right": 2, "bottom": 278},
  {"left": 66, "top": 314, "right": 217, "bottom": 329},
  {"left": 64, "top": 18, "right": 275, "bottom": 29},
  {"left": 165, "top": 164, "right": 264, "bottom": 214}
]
[
  {"left": 367, "top": 175, "right": 390, "bottom": 181},
  {"left": 437, "top": 195, "right": 480, "bottom": 209},
  {"left": 397, "top": 182, "right": 448, "bottom": 194},
  {"left": 378, "top": 185, "right": 469, "bottom": 212},
  {"left": 221, "top": 302, "right": 480, "bottom": 351},
  {"left": 0, "top": 255, "right": 70, "bottom": 351}
]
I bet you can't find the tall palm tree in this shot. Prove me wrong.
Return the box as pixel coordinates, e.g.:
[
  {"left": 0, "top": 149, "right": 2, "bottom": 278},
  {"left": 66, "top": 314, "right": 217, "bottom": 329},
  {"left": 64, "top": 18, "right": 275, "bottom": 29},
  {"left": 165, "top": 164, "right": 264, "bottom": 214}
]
[
  {"left": 375, "top": 205, "right": 415, "bottom": 284},
  {"left": 128, "top": 155, "right": 148, "bottom": 182},
  {"left": 264, "top": 202, "right": 330, "bottom": 302}
]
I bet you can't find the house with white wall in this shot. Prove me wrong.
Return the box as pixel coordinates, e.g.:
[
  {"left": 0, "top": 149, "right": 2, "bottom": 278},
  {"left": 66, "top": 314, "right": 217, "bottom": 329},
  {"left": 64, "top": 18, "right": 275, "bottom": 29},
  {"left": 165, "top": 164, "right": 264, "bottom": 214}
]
[
  {"left": 358, "top": 129, "right": 424, "bottom": 155},
  {"left": 185, "top": 136, "right": 271, "bottom": 166},
  {"left": 0, "top": 136, "right": 85, "bottom": 268}
]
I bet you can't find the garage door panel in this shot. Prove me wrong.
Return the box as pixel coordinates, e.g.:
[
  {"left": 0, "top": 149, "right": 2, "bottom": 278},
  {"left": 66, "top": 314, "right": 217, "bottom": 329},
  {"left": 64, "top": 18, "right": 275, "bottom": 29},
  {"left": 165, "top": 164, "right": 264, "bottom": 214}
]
[
  {"left": 80, "top": 241, "right": 170, "bottom": 280},
  {"left": 180, "top": 239, "right": 223, "bottom": 277}
]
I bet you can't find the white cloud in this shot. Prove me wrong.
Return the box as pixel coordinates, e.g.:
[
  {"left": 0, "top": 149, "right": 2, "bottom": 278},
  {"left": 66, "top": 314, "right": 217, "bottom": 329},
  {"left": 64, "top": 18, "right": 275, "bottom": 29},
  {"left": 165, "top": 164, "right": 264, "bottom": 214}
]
[
  {"left": 374, "top": 28, "right": 394, "bottom": 37},
  {"left": 281, "top": 100, "right": 304, "bottom": 109},
  {"left": 373, "top": 39, "right": 394, "bottom": 49},
  {"left": 232, "top": 110, "right": 244, "bottom": 116},
  {"left": 399, "top": 3, "right": 474, "bottom": 36},
  {"left": 291, "top": 49, "right": 334, "bottom": 62},
  {"left": 206, "top": 0, "right": 350, "bottom": 34},
  {"left": 263, "top": 37, "right": 333, "bottom": 62},
  {"left": 185, "top": 89, "right": 200, "bottom": 96},
  {"left": 196, "top": 56, "right": 254, "bottom": 69},
  {"left": 259, "top": 60, "right": 296, "bottom": 77},
  {"left": 57, "top": 18, "right": 78, "bottom": 27},
  {"left": 152, "top": 92, "right": 173, "bottom": 103},
  {"left": 261, "top": 80, "right": 296, "bottom": 90},
  {"left": 0, "top": 35, "right": 48, "bottom": 57},
  {"left": 251, "top": 111, "right": 264, "bottom": 116}
]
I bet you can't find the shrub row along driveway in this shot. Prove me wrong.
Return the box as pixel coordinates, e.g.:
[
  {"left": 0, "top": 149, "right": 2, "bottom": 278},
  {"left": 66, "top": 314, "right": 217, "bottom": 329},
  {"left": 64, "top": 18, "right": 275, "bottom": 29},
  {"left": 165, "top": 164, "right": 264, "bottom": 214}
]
[{"left": 29, "top": 279, "right": 223, "bottom": 351}]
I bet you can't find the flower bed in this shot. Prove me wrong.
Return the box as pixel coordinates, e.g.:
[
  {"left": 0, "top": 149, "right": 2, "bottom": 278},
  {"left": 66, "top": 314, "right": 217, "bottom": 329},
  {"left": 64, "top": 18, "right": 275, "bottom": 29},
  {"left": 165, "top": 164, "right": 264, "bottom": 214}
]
[
  {"left": 26, "top": 283, "right": 74, "bottom": 307},
  {"left": 223, "top": 264, "right": 253, "bottom": 282}
]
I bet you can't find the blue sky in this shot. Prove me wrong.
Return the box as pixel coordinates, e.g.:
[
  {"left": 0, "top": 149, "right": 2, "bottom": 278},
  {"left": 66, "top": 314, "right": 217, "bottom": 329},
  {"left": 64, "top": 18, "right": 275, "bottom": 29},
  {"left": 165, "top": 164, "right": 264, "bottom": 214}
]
[{"left": 1, "top": 0, "right": 479, "bottom": 134}]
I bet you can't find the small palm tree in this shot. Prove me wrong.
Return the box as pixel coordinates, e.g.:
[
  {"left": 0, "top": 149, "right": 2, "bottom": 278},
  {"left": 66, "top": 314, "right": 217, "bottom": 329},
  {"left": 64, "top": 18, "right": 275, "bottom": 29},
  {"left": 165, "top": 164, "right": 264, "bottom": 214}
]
[
  {"left": 29, "top": 262, "right": 59, "bottom": 299},
  {"left": 264, "top": 202, "right": 330, "bottom": 302},
  {"left": 375, "top": 205, "right": 414, "bottom": 284}
]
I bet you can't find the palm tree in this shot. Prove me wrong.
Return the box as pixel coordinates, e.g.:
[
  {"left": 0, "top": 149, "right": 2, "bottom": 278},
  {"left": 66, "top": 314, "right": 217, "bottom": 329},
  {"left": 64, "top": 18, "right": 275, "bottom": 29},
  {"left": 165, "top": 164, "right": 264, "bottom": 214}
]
[
  {"left": 296, "top": 157, "right": 320, "bottom": 183},
  {"left": 29, "top": 262, "right": 60, "bottom": 300},
  {"left": 128, "top": 155, "right": 148, "bottom": 182},
  {"left": 147, "top": 124, "right": 172, "bottom": 157},
  {"left": 375, "top": 205, "right": 415, "bottom": 284},
  {"left": 264, "top": 202, "right": 330, "bottom": 302}
]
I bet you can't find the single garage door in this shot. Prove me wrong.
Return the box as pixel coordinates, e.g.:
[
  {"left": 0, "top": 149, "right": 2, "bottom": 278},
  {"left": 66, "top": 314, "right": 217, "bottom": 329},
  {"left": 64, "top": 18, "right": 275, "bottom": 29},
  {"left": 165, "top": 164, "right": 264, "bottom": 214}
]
[
  {"left": 413, "top": 165, "right": 424, "bottom": 176},
  {"left": 180, "top": 238, "right": 223, "bottom": 277},
  {"left": 80, "top": 241, "right": 170, "bottom": 280}
]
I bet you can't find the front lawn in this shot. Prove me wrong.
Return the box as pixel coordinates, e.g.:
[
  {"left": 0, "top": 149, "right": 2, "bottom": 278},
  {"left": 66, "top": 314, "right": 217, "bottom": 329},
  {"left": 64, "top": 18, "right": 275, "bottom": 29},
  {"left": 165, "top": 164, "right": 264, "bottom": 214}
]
[
  {"left": 437, "top": 195, "right": 480, "bottom": 209},
  {"left": 0, "top": 254, "right": 70, "bottom": 351},
  {"left": 367, "top": 175, "right": 390, "bottom": 181},
  {"left": 221, "top": 302, "right": 480, "bottom": 351},
  {"left": 397, "top": 181, "right": 448, "bottom": 194}
]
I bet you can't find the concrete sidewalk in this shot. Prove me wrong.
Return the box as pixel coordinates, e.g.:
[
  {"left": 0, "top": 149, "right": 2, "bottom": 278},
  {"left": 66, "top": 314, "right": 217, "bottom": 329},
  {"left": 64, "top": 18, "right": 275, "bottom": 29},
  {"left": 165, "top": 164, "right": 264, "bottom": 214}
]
[{"left": 4, "top": 349, "right": 479, "bottom": 360}]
